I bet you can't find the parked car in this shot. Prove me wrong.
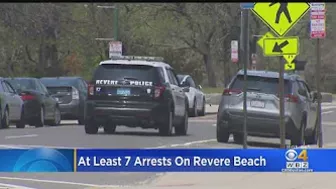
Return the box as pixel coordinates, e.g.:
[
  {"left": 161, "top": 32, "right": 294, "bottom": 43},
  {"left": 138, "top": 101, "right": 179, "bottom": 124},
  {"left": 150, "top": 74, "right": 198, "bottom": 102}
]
[
  {"left": 216, "top": 70, "right": 318, "bottom": 146},
  {"left": 0, "top": 78, "right": 25, "bottom": 128},
  {"left": 177, "top": 74, "right": 206, "bottom": 117},
  {"left": 40, "top": 77, "right": 88, "bottom": 125},
  {"left": 5, "top": 77, "right": 61, "bottom": 127}
]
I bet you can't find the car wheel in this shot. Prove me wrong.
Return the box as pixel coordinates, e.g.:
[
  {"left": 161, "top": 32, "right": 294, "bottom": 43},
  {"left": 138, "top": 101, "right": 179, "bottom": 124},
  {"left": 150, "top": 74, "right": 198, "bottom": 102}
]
[
  {"left": 291, "top": 119, "right": 305, "bottom": 147},
  {"left": 190, "top": 99, "right": 198, "bottom": 117},
  {"left": 159, "top": 110, "right": 173, "bottom": 136},
  {"left": 1, "top": 108, "right": 9, "bottom": 129},
  {"left": 216, "top": 123, "right": 230, "bottom": 143},
  {"left": 305, "top": 120, "right": 318, "bottom": 145},
  {"left": 233, "top": 133, "right": 244, "bottom": 144},
  {"left": 85, "top": 119, "right": 99, "bottom": 134},
  {"left": 175, "top": 107, "right": 188, "bottom": 136},
  {"left": 16, "top": 108, "right": 25, "bottom": 129},
  {"left": 35, "top": 106, "right": 44, "bottom": 128},
  {"left": 48, "top": 106, "right": 61, "bottom": 126},
  {"left": 198, "top": 97, "right": 206, "bottom": 116}
]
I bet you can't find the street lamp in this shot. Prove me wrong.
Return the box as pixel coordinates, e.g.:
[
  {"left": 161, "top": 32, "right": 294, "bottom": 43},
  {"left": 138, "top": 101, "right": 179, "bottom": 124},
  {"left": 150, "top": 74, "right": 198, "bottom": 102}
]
[{"left": 97, "top": 4, "right": 119, "bottom": 41}]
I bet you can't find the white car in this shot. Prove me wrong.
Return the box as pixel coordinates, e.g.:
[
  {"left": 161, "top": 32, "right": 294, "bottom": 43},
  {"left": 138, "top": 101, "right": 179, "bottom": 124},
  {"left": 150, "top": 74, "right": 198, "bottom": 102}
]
[{"left": 177, "top": 75, "right": 206, "bottom": 117}]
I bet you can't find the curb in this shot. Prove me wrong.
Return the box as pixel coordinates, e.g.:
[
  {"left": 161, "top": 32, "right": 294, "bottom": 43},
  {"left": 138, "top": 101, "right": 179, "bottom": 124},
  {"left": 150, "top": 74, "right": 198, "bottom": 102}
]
[{"left": 205, "top": 112, "right": 217, "bottom": 115}]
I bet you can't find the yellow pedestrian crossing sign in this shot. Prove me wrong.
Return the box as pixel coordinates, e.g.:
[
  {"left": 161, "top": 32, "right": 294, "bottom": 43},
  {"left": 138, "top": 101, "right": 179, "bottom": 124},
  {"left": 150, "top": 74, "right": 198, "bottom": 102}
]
[
  {"left": 263, "top": 37, "right": 299, "bottom": 56},
  {"left": 285, "top": 62, "right": 296, "bottom": 70},
  {"left": 283, "top": 55, "right": 296, "bottom": 64},
  {"left": 252, "top": 3, "right": 311, "bottom": 36}
]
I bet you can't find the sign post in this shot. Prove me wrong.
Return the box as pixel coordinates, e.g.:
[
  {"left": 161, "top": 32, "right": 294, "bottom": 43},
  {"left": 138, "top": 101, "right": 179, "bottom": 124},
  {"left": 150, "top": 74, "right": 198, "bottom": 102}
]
[
  {"left": 109, "top": 41, "right": 122, "bottom": 58},
  {"left": 231, "top": 40, "right": 239, "bottom": 63},
  {"left": 252, "top": 2, "right": 311, "bottom": 148},
  {"left": 310, "top": 3, "right": 326, "bottom": 148}
]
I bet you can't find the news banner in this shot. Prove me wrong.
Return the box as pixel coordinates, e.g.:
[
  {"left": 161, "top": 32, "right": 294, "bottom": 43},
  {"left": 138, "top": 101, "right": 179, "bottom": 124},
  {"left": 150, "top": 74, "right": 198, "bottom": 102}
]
[{"left": 1, "top": 148, "right": 335, "bottom": 172}]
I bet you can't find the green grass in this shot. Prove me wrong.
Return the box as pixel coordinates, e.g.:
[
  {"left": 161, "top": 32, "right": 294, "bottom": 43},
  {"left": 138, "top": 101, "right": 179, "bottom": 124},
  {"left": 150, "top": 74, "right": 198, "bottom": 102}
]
[{"left": 202, "top": 87, "right": 223, "bottom": 94}]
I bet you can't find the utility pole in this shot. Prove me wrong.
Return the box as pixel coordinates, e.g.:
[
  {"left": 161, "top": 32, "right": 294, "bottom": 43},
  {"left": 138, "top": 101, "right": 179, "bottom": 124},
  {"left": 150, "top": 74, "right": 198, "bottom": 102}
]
[{"left": 241, "top": 8, "right": 250, "bottom": 149}]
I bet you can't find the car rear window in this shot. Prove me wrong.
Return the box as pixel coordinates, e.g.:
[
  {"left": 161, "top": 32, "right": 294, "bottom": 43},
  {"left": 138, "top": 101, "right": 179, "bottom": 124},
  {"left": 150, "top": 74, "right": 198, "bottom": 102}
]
[
  {"left": 230, "top": 75, "right": 291, "bottom": 95},
  {"left": 41, "top": 78, "right": 77, "bottom": 87},
  {"left": 92, "top": 64, "right": 163, "bottom": 84},
  {"left": 13, "top": 79, "right": 37, "bottom": 91}
]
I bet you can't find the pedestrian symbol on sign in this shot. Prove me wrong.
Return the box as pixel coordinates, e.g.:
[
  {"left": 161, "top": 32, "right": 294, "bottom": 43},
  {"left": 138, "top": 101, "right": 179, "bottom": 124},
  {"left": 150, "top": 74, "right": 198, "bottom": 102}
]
[{"left": 269, "top": 3, "right": 292, "bottom": 24}]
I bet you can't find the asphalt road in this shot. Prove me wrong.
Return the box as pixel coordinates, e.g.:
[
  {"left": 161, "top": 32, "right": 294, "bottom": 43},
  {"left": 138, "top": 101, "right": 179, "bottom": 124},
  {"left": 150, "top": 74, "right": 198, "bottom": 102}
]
[{"left": 0, "top": 105, "right": 336, "bottom": 188}]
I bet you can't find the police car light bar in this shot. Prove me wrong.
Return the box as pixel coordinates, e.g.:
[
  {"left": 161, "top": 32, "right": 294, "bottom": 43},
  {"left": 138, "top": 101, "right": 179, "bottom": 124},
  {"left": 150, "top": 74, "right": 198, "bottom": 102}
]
[{"left": 111, "top": 56, "right": 164, "bottom": 62}]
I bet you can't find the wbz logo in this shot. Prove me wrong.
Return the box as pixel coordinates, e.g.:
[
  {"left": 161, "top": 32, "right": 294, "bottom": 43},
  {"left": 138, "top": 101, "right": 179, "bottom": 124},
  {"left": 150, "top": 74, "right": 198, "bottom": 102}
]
[{"left": 285, "top": 149, "right": 309, "bottom": 169}]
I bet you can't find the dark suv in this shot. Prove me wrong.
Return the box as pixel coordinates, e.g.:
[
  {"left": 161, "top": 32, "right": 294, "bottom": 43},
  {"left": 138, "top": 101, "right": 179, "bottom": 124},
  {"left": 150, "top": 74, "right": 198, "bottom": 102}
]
[{"left": 85, "top": 56, "right": 189, "bottom": 136}]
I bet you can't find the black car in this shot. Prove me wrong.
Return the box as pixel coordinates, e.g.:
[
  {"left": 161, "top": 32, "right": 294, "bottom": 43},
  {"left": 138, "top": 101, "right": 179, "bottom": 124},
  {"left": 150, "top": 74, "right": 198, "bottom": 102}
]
[
  {"left": 85, "top": 56, "right": 189, "bottom": 136},
  {"left": 40, "top": 77, "right": 88, "bottom": 124},
  {"left": 6, "top": 78, "right": 61, "bottom": 127}
]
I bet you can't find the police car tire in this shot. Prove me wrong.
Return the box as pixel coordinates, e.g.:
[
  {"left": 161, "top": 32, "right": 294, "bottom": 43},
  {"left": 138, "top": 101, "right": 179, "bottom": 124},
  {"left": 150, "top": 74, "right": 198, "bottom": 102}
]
[
  {"left": 175, "top": 108, "right": 188, "bottom": 136},
  {"left": 190, "top": 99, "right": 197, "bottom": 117},
  {"left": 199, "top": 98, "right": 206, "bottom": 116},
  {"left": 85, "top": 121, "right": 99, "bottom": 134},
  {"left": 159, "top": 111, "right": 173, "bottom": 136}
]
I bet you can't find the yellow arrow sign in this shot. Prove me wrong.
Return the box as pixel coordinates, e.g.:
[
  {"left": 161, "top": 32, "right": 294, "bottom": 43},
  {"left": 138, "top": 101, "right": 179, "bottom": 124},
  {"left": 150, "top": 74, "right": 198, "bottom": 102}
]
[
  {"left": 258, "top": 32, "right": 297, "bottom": 62},
  {"left": 285, "top": 62, "right": 296, "bottom": 70},
  {"left": 252, "top": 3, "right": 311, "bottom": 36},
  {"left": 263, "top": 37, "right": 299, "bottom": 56}
]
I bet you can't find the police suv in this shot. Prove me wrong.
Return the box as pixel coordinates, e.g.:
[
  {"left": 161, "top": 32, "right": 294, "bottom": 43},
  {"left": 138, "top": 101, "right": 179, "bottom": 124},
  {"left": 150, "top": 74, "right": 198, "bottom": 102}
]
[{"left": 85, "top": 56, "right": 190, "bottom": 136}]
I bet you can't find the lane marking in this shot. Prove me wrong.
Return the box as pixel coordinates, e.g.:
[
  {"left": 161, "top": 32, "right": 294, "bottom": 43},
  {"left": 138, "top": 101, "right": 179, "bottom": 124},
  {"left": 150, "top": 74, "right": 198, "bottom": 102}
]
[
  {"left": 0, "top": 182, "right": 36, "bottom": 189},
  {"left": 147, "top": 139, "right": 217, "bottom": 149},
  {"left": 0, "top": 145, "right": 29, "bottom": 149},
  {"left": 5, "top": 134, "right": 38, "bottom": 139},
  {"left": 0, "top": 177, "right": 120, "bottom": 188}
]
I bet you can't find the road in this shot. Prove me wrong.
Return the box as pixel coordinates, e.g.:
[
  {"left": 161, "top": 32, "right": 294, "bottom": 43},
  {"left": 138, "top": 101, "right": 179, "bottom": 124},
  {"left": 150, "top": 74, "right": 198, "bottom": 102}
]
[{"left": 0, "top": 104, "right": 336, "bottom": 188}]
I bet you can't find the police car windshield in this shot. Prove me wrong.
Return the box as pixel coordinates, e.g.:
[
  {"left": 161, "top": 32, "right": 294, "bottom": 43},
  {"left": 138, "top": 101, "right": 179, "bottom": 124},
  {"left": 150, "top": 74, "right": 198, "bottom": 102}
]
[
  {"left": 231, "top": 75, "right": 291, "bottom": 95},
  {"left": 93, "top": 64, "right": 161, "bottom": 83}
]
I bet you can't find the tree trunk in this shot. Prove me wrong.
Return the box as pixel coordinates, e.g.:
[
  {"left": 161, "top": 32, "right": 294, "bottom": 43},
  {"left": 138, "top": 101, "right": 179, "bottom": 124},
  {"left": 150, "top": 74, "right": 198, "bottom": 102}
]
[{"left": 203, "top": 54, "right": 217, "bottom": 87}]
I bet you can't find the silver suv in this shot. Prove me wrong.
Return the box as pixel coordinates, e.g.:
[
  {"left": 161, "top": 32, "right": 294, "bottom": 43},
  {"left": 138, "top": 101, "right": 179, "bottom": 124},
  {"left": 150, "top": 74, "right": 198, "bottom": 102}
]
[{"left": 216, "top": 70, "right": 318, "bottom": 146}]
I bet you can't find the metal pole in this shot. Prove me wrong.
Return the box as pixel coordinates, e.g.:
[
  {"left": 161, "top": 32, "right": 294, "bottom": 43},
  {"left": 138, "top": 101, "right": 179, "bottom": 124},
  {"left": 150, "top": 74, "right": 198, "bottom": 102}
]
[
  {"left": 242, "top": 9, "right": 249, "bottom": 149},
  {"left": 316, "top": 38, "right": 323, "bottom": 148},
  {"left": 279, "top": 56, "right": 286, "bottom": 148},
  {"left": 113, "top": 5, "right": 119, "bottom": 41}
]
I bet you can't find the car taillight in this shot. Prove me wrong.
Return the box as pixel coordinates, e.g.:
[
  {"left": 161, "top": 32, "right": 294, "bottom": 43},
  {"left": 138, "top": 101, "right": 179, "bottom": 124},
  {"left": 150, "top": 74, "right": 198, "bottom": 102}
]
[
  {"left": 154, "top": 86, "right": 165, "bottom": 99},
  {"left": 88, "top": 84, "right": 94, "bottom": 96},
  {"left": 72, "top": 87, "right": 79, "bottom": 100},
  {"left": 285, "top": 94, "right": 299, "bottom": 103},
  {"left": 222, "top": 88, "right": 242, "bottom": 96},
  {"left": 21, "top": 94, "right": 35, "bottom": 101}
]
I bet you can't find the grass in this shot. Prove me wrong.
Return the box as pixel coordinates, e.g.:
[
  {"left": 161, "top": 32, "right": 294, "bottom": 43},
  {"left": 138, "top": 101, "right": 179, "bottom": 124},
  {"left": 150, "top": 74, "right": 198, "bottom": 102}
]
[{"left": 202, "top": 87, "right": 223, "bottom": 94}]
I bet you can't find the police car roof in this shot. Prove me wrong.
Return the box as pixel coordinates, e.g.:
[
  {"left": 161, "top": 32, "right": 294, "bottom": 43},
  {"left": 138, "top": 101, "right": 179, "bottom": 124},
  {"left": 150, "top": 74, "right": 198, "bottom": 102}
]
[
  {"left": 237, "top": 70, "right": 301, "bottom": 80},
  {"left": 99, "top": 60, "right": 172, "bottom": 69}
]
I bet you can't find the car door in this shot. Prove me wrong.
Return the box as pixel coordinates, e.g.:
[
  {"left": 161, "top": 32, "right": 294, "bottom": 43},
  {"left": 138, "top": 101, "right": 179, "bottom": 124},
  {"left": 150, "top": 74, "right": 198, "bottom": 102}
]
[
  {"left": 301, "top": 81, "right": 317, "bottom": 129},
  {"left": 1, "top": 81, "right": 18, "bottom": 120},
  {"left": 77, "top": 79, "right": 87, "bottom": 115},
  {"left": 187, "top": 77, "right": 202, "bottom": 109},
  {"left": 297, "top": 81, "right": 314, "bottom": 130},
  {"left": 166, "top": 68, "right": 185, "bottom": 117},
  {"left": 36, "top": 80, "right": 54, "bottom": 119}
]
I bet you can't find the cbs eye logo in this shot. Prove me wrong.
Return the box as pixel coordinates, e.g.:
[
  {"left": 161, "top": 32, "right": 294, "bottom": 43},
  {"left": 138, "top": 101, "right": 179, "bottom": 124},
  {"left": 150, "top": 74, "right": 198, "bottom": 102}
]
[
  {"left": 285, "top": 149, "right": 308, "bottom": 161},
  {"left": 13, "top": 148, "right": 72, "bottom": 172}
]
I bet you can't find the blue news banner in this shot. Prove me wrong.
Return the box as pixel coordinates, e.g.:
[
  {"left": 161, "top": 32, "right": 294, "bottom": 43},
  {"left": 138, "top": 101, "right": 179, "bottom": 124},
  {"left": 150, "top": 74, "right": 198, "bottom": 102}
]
[{"left": 0, "top": 148, "right": 335, "bottom": 172}]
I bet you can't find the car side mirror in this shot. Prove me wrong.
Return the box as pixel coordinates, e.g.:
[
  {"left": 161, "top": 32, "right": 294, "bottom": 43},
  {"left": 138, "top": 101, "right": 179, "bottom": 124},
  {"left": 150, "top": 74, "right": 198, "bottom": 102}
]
[
  {"left": 198, "top": 85, "right": 202, "bottom": 90},
  {"left": 182, "top": 87, "right": 190, "bottom": 92},
  {"left": 180, "top": 81, "right": 188, "bottom": 87},
  {"left": 311, "top": 91, "right": 318, "bottom": 101},
  {"left": 298, "top": 88, "right": 306, "bottom": 97}
]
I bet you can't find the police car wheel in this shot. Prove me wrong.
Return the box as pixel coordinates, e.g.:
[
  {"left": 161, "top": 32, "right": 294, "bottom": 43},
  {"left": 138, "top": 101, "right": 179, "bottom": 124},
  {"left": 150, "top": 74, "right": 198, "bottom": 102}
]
[
  {"left": 175, "top": 108, "right": 188, "bottom": 136},
  {"left": 85, "top": 121, "right": 99, "bottom": 134},
  {"left": 159, "top": 111, "right": 173, "bottom": 136},
  {"left": 104, "top": 124, "right": 116, "bottom": 134}
]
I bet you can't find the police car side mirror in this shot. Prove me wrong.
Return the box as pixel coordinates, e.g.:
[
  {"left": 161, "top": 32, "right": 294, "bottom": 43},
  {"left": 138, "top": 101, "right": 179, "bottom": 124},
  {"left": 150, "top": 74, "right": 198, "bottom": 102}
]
[
  {"left": 298, "top": 89, "right": 306, "bottom": 97},
  {"left": 198, "top": 85, "right": 202, "bottom": 90}
]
